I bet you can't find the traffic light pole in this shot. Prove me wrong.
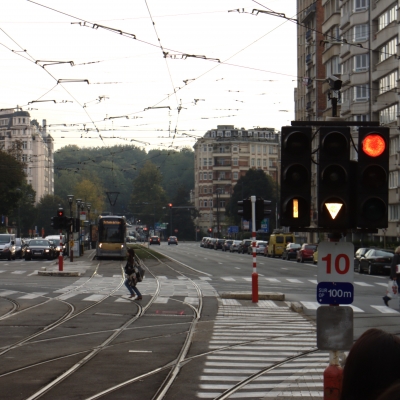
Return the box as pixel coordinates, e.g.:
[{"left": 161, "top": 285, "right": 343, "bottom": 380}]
[
  {"left": 59, "top": 229, "right": 63, "bottom": 272},
  {"left": 251, "top": 196, "right": 258, "bottom": 303}
]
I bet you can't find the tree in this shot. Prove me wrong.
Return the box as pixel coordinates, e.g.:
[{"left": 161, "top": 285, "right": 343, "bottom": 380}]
[
  {"left": 170, "top": 185, "right": 198, "bottom": 240},
  {"left": 129, "top": 161, "right": 168, "bottom": 227},
  {"left": 226, "top": 169, "right": 278, "bottom": 230},
  {"left": 0, "top": 150, "right": 26, "bottom": 216},
  {"left": 35, "top": 195, "right": 65, "bottom": 237},
  {"left": 73, "top": 178, "right": 105, "bottom": 219}
]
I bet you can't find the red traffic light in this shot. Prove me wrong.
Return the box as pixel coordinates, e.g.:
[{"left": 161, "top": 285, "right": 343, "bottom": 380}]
[
  {"left": 168, "top": 203, "right": 173, "bottom": 208},
  {"left": 57, "top": 209, "right": 64, "bottom": 217},
  {"left": 362, "top": 134, "right": 386, "bottom": 158}
]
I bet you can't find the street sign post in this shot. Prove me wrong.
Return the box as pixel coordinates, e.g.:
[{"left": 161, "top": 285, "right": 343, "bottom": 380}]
[{"left": 317, "top": 242, "right": 354, "bottom": 284}]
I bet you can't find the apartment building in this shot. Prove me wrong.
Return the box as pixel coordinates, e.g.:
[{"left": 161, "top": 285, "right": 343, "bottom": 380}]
[
  {"left": 193, "top": 125, "right": 279, "bottom": 234},
  {"left": 0, "top": 109, "right": 54, "bottom": 202},
  {"left": 295, "top": 0, "right": 400, "bottom": 243}
]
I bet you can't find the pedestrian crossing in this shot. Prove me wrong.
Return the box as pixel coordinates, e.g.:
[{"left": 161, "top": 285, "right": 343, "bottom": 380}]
[{"left": 196, "top": 302, "right": 327, "bottom": 399}]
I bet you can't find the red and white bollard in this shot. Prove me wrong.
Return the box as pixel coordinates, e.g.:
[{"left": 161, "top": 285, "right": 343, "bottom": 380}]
[
  {"left": 58, "top": 230, "right": 63, "bottom": 272},
  {"left": 323, "top": 351, "right": 343, "bottom": 399},
  {"left": 251, "top": 230, "right": 258, "bottom": 303}
]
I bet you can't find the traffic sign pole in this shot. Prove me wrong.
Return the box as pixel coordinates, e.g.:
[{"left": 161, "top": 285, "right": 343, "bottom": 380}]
[
  {"left": 58, "top": 229, "right": 63, "bottom": 272},
  {"left": 251, "top": 196, "right": 258, "bottom": 303}
]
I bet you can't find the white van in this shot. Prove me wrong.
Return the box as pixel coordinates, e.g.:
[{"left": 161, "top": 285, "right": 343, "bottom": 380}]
[
  {"left": 45, "top": 235, "right": 66, "bottom": 256},
  {"left": 0, "top": 234, "right": 16, "bottom": 260}
]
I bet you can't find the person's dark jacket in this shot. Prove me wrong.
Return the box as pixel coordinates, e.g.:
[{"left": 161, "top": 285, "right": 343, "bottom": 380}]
[
  {"left": 124, "top": 260, "right": 135, "bottom": 276},
  {"left": 390, "top": 253, "right": 400, "bottom": 279}
]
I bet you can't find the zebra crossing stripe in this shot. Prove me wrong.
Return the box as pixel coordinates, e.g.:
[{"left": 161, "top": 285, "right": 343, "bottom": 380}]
[
  {"left": 371, "top": 305, "right": 399, "bottom": 314},
  {"left": 0, "top": 290, "right": 18, "bottom": 296},
  {"left": 11, "top": 271, "right": 26, "bottom": 274},
  {"left": 154, "top": 297, "right": 169, "bottom": 304},
  {"left": 82, "top": 294, "right": 107, "bottom": 301},
  {"left": 354, "top": 282, "right": 374, "bottom": 287}
]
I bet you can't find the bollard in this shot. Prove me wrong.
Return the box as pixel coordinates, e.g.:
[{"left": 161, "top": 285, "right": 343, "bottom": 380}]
[
  {"left": 324, "top": 351, "right": 343, "bottom": 399},
  {"left": 252, "top": 271, "right": 258, "bottom": 303}
]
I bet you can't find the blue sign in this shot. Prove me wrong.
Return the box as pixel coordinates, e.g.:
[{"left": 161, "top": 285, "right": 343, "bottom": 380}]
[
  {"left": 228, "top": 226, "right": 239, "bottom": 233},
  {"left": 317, "top": 282, "right": 354, "bottom": 305}
]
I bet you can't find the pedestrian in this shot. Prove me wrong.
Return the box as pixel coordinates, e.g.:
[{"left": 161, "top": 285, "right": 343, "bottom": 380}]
[
  {"left": 383, "top": 246, "right": 400, "bottom": 306},
  {"left": 124, "top": 248, "right": 142, "bottom": 300},
  {"left": 340, "top": 328, "right": 400, "bottom": 400},
  {"left": 377, "top": 382, "right": 400, "bottom": 400}
]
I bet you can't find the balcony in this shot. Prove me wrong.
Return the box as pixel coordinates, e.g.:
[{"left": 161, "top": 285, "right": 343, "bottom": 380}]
[
  {"left": 301, "top": 3, "right": 316, "bottom": 23},
  {"left": 305, "top": 30, "right": 312, "bottom": 42},
  {"left": 306, "top": 54, "right": 312, "bottom": 64},
  {"left": 306, "top": 101, "right": 312, "bottom": 110}
]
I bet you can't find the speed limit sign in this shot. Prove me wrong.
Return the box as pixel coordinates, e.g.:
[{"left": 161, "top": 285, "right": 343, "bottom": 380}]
[{"left": 317, "top": 242, "right": 354, "bottom": 283}]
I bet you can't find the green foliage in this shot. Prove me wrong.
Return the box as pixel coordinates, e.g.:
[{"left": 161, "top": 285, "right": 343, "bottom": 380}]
[
  {"left": 35, "top": 194, "right": 66, "bottom": 236},
  {"left": 0, "top": 150, "right": 27, "bottom": 216},
  {"left": 226, "top": 169, "right": 278, "bottom": 229}
]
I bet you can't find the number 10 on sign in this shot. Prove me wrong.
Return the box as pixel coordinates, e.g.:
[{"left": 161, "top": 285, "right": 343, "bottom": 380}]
[{"left": 317, "top": 242, "right": 354, "bottom": 283}]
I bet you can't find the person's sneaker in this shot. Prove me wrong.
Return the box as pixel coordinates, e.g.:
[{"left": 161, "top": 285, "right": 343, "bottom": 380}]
[{"left": 383, "top": 296, "right": 390, "bottom": 306}]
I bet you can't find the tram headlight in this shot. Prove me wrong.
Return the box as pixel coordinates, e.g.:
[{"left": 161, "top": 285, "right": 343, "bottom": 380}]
[{"left": 99, "top": 243, "right": 103, "bottom": 248}]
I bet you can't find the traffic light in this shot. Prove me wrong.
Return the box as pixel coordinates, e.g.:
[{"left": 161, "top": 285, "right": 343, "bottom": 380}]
[
  {"left": 356, "top": 127, "right": 389, "bottom": 229},
  {"left": 255, "top": 197, "right": 272, "bottom": 230},
  {"left": 318, "top": 127, "right": 351, "bottom": 229},
  {"left": 280, "top": 126, "right": 312, "bottom": 228},
  {"left": 57, "top": 208, "right": 64, "bottom": 218},
  {"left": 237, "top": 198, "right": 251, "bottom": 220},
  {"left": 51, "top": 216, "right": 60, "bottom": 230},
  {"left": 208, "top": 228, "right": 212, "bottom": 233},
  {"left": 168, "top": 203, "right": 173, "bottom": 209}
]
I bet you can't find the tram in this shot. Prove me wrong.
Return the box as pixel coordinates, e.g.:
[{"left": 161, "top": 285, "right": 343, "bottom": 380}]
[{"left": 96, "top": 215, "right": 127, "bottom": 259}]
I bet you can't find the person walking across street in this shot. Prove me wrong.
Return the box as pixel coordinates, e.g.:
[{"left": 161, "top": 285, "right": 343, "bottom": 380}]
[
  {"left": 124, "top": 248, "right": 142, "bottom": 300},
  {"left": 383, "top": 246, "right": 400, "bottom": 306}
]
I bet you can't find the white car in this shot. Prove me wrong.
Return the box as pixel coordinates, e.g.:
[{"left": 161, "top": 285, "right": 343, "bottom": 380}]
[{"left": 45, "top": 235, "right": 66, "bottom": 255}]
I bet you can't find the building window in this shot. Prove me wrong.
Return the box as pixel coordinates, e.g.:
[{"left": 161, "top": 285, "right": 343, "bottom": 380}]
[
  {"left": 203, "top": 172, "right": 208, "bottom": 180},
  {"left": 203, "top": 158, "right": 207, "bottom": 166},
  {"left": 354, "top": 24, "right": 368, "bottom": 41},
  {"left": 379, "top": 5, "right": 396, "bottom": 31},
  {"left": 203, "top": 145, "right": 207, "bottom": 152},
  {"left": 225, "top": 131, "right": 231, "bottom": 137},
  {"left": 263, "top": 145, "right": 267, "bottom": 154},
  {"left": 257, "top": 145, "right": 261, "bottom": 154},
  {"left": 354, "top": 0, "right": 367, "bottom": 11},
  {"left": 233, "top": 157, "right": 238, "bottom": 166},
  {"left": 219, "top": 172, "right": 225, "bottom": 179},
  {"left": 204, "top": 201, "right": 207, "bottom": 207},
  {"left": 22, "top": 154, "right": 27, "bottom": 163},
  {"left": 251, "top": 145, "right": 255, "bottom": 153},
  {"left": 379, "top": 37, "right": 397, "bottom": 62},
  {"left": 389, "top": 205, "right": 399, "bottom": 221},
  {"left": 251, "top": 159, "right": 255, "bottom": 167},
  {"left": 325, "top": 56, "right": 341, "bottom": 75},
  {"left": 233, "top": 172, "right": 238, "bottom": 180},
  {"left": 220, "top": 201, "right": 225, "bottom": 208},
  {"left": 208, "top": 158, "right": 212, "bottom": 166},
  {"left": 209, "top": 172, "right": 212, "bottom": 180},
  {"left": 380, "top": 104, "right": 398, "bottom": 124},
  {"left": 354, "top": 85, "right": 369, "bottom": 101},
  {"left": 390, "top": 137, "right": 399, "bottom": 156},
  {"left": 257, "top": 159, "right": 261, "bottom": 167},
  {"left": 263, "top": 159, "right": 267, "bottom": 167},
  {"left": 389, "top": 171, "right": 398, "bottom": 189},
  {"left": 379, "top": 71, "right": 397, "bottom": 95},
  {"left": 233, "top": 146, "right": 238, "bottom": 152},
  {"left": 200, "top": 201, "right": 203, "bottom": 207},
  {"left": 22, "top": 141, "right": 28, "bottom": 149},
  {"left": 354, "top": 54, "right": 369, "bottom": 72}
]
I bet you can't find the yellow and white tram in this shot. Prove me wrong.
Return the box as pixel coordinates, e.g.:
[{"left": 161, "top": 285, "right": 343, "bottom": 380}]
[{"left": 96, "top": 215, "right": 127, "bottom": 259}]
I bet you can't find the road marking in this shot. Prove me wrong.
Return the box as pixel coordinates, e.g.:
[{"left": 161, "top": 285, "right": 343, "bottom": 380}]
[
  {"left": 0, "top": 290, "right": 18, "bottom": 297},
  {"left": 221, "top": 299, "right": 241, "bottom": 306},
  {"left": 257, "top": 300, "right": 278, "bottom": 308},
  {"left": 0, "top": 271, "right": 5, "bottom": 273},
  {"left": 185, "top": 297, "right": 199, "bottom": 305},
  {"left": 129, "top": 350, "right": 152, "bottom": 353},
  {"left": 27, "top": 270, "right": 38, "bottom": 276},
  {"left": 221, "top": 277, "right": 235, "bottom": 281},
  {"left": 286, "top": 279, "right": 302, "bottom": 283},
  {"left": 265, "top": 278, "right": 280, "bottom": 282},
  {"left": 301, "top": 301, "right": 320, "bottom": 310},
  {"left": 348, "top": 305, "right": 364, "bottom": 313},
  {"left": 11, "top": 270, "right": 26, "bottom": 274},
  {"left": 59, "top": 293, "right": 78, "bottom": 300},
  {"left": 375, "top": 283, "right": 388, "bottom": 287},
  {"left": 309, "top": 280, "right": 318, "bottom": 284},
  {"left": 82, "top": 294, "right": 107, "bottom": 301},
  {"left": 154, "top": 297, "right": 169, "bottom": 303},
  {"left": 115, "top": 298, "right": 130, "bottom": 303},
  {"left": 371, "top": 305, "right": 400, "bottom": 314},
  {"left": 354, "top": 282, "right": 373, "bottom": 287},
  {"left": 199, "top": 277, "right": 211, "bottom": 281}
]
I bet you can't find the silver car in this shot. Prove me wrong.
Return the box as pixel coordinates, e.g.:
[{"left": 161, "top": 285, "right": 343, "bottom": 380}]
[{"left": 229, "top": 240, "right": 242, "bottom": 252}]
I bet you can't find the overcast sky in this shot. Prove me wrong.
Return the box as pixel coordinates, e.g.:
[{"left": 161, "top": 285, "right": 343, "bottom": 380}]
[{"left": 1, "top": 0, "right": 298, "bottom": 151}]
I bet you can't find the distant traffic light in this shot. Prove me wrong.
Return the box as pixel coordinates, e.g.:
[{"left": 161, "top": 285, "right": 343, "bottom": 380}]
[
  {"left": 51, "top": 216, "right": 60, "bottom": 230},
  {"left": 208, "top": 228, "right": 212, "bottom": 233},
  {"left": 280, "top": 126, "right": 312, "bottom": 228},
  {"left": 57, "top": 208, "right": 64, "bottom": 218},
  {"left": 318, "top": 127, "right": 351, "bottom": 229},
  {"left": 255, "top": 197, "right": 271, "bottom": 230},
  {"left": 237, "top": 198, "right": 251, "bottom": 220},
  {"left": 168, "top": 203, "right": 173, "bottom": 209},
  {"left": 356, "top": 127, "right": 389, "bottom": 229}
]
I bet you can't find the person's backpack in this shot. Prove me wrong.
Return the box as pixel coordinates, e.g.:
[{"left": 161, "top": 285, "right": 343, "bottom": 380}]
[{"left": 134, "top": 263, "right": 145, "bottom": 282}]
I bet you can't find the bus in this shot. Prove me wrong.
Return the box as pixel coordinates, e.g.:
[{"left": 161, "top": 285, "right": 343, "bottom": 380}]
[{"left": 96, "top": 215, "right": 127, "bottom": 259}]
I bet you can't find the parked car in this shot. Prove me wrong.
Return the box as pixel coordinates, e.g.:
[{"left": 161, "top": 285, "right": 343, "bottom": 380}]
[
  {"left": 267, "top": 232, "right": 294, "bottom": 258},
  {"left": 359, "top": 248, "right": 394, "bottom": 275},
  {"left": 126, "top": 236, "right": 137, "bottom": 250},
  {"left": 282, "top": 243, "right": 301, "bottom": 261},
  {"left": 168, "top": 236, "right": 178, "bottom": 245},
  {"left": 247, "top": 240, "right": 268, "bottom": 255},
  {"left": 238, "top": 239, "right": 252, "bottom": 254},
  {"left": 149, "top": 236, "right": 160, "bottom": 245},
  {"left": 296, "top": 244, "right": 318, "bottom": 263},
  {"left": 229, "top": 240, "right": 242, "bottom": 253},
  {"left": 15, "top": 238, "right": 28, "bottom": 259},
  {"left": 354, "top": 247, "right": 372, "bottom": 271},
  {"left": 214, "top": 239, "right": 225, "bottom": 250},
  {"left": 200, "top": 237, "right": 211, "bottom": 247},
  {"left": 25, "top": 239, "right": 56, "bottom": 260},
  {"left": 0, "top": 234, "right": 16, "bottom": 260},
  {"left": 222, "top": 240, "right": 233, "bottom": 252},
  {"left": 207, "top": 238, "right": 217, "bottom": 249}
]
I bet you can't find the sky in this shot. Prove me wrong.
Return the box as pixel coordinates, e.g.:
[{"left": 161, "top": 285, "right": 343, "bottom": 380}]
[{"left": 1, "top": 0, "right": 298, "bottom": 152}]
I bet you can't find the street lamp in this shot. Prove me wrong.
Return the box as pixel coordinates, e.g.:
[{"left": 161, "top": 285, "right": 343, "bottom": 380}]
[
  {"left": 87, "top": 203, "right": 91, "bottom": 248},
  {"left": 67, "top": 195, "right": 74, "bottom": 261},
  {"left": 16, "top": 188, "right": 21, "bottom": 237}
]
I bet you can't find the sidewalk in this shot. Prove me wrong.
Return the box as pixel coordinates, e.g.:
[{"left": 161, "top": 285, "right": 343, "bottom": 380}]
[{"left": 37, "top": 248, "right": 96, "bottom": 277}]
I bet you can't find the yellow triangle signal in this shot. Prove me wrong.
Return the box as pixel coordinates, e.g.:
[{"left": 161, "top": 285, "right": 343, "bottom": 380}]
[{"left": 325, "top": 203, "right": 343, "bottom": 219}]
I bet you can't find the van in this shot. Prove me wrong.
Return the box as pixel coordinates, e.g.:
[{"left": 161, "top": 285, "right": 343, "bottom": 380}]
[
  {"left": 266, "top": 232, "right": 294, "bottom": 258},
  {"left": 45, "top": 235, "right": 66, "bottom": 256},
  {"left": 0, "top": 234, "right": 16, "bottom": 260}
]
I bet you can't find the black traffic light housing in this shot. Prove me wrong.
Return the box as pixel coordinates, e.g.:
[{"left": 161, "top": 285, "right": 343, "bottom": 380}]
[
  {"left": 356, "top": 127, "right": 389, "bottom": 229},
  {"left": 318, "top": 127, "right": 351, "bottom": 230},
  {"left": 255, "top": 198, "right": 272, "bottom": 230},
  {"left": 280, "top": 126, "right": 312, "bottom": 228},
  {"left": 237, "top": 198, "right": 251, "bottom": 221},
  {"left": 51, "top": 216, "right": 60, "bottom": 230}
]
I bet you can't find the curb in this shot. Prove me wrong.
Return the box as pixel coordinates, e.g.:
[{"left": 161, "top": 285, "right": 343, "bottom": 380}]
[
  {"left": 38, "top": 271, "right": 81, "bottom": 277},
  {"left": 221, "top": 292, "right": 285, "bottom": 301},
  {"left": 290, "top": 301, "right": 304, "bottom": 313}
]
